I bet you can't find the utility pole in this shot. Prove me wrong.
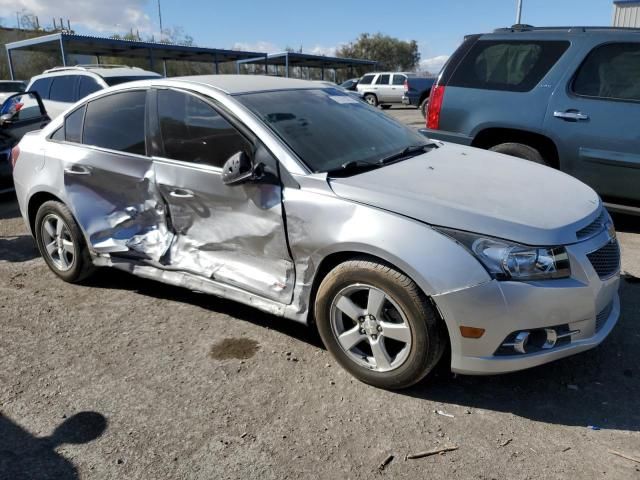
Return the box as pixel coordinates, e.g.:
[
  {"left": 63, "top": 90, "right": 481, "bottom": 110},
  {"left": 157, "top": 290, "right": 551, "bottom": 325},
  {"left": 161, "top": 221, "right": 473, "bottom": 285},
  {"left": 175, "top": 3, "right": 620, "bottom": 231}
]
[
  {"left": 157, "top": 0, "right": 164, "bottom": 41},
  {"left": 516, "top": 0, "right": 523, "bottom": 24}
]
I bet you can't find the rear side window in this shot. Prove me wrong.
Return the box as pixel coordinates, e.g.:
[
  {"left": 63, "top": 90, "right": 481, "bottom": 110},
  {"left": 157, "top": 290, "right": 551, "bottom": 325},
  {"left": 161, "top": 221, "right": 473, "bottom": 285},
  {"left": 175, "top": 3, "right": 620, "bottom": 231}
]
[
  {"left": 78, "top": 77, "right": 102, "bottom": 99},
  {"left": 449, "top": 40, "right": 569, "bottom": 92},
  {"left": 65, "top": 105, "right": 85, "bottom": 143},
  {"left": 49, "top": 75, "right": 78, "bottom": 102},
  {"left": 30, "top": 78, "right": 52, "bottom": 99},
  {"left": 375, "top": 74, "right": 390, "bottom": 85},
  {"left": 573, "top": 43, "right": 640, "bottom": 102},
  {"left": 157, "top": 89, "right": 251, "bottom": 168},
  {"left": 392, "top": 74, "right": 406, "bottom": 85},
  {"left": 83, "top": 90, "right": 147, "bottom": 155},
  {"left": 359, "top": 74, "right": 375, "bottom": 85}
]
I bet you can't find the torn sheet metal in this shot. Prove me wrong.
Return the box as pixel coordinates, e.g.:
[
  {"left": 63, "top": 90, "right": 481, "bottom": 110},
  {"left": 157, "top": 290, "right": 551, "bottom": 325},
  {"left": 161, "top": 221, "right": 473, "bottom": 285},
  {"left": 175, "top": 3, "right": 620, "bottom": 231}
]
[{"left": 64, "top": 152, "right": 173, "bottom": 262}]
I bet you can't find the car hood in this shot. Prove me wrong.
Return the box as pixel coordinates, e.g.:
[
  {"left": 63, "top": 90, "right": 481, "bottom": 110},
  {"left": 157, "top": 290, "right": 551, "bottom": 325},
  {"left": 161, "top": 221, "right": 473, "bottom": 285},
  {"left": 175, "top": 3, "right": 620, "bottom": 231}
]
[{"left": 328, "top": 143, "right": 601, "bottom": 246}]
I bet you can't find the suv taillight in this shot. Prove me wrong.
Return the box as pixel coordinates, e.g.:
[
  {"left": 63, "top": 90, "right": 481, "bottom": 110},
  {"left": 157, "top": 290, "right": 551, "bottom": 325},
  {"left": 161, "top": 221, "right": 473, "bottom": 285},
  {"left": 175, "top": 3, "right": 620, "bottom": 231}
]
[
  {"left": 403, "top": 79, "right": 409, "bottom": 92},
  {"left": 10, "top": 145, "right": 20, "bottom": 169},
  {"left": 426, "top": 85, "right": 445, "bottom": 130}
]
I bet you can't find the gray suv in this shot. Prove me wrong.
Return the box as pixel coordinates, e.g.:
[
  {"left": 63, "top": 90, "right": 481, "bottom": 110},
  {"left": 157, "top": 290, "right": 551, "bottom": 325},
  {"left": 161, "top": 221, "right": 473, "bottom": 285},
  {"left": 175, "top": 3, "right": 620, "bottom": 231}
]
[{"left": 424, "top": 26, "right": 640, "bottom": 214}]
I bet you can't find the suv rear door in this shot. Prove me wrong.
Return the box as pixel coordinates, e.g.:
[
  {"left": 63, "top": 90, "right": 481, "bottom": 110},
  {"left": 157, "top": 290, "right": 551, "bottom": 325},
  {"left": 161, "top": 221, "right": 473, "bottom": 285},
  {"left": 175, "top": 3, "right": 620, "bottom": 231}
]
[{"left": 544, "top": 40, "right": 640, "bottom": 204}]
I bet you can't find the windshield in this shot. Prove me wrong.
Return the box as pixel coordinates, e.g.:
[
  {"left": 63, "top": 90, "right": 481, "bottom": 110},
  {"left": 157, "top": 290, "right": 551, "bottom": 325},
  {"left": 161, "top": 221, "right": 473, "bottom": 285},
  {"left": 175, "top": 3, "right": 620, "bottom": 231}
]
[
  {"left": 236, "top": 88, "right": 430, "bottom": 173},
  {"left": 0, "top": 82, "right": 25, "bottom": 93},
  {"left": 104, "top": 75, "right": 160, "bottom": 86}
]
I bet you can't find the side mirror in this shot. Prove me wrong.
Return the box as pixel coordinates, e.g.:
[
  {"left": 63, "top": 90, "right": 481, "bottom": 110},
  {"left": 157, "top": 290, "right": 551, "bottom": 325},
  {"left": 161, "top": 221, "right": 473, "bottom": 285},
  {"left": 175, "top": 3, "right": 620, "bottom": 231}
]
[
  {"left": 222, "top": 151, "right": 258, "bottom": 186},
  {"left": 0, "top": 113, "right": 13, "bottom": 126}
]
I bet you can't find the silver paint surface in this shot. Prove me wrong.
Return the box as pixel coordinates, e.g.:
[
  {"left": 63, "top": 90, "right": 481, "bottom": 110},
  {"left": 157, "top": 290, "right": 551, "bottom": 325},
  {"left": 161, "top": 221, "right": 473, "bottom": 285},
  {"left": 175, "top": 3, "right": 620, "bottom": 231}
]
[{"left": 12, "top": 76, "right": 620, "bottom": 375}]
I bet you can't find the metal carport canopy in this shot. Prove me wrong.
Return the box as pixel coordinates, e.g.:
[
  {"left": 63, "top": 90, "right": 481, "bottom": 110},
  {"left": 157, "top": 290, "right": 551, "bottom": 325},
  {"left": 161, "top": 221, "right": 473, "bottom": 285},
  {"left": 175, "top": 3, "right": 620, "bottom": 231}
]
[
  {"left": 4, "top": 32, "right": 268, "bottom": 79},
  {"left": 237, "top": 51, "right": 377, "bottom": 78}
]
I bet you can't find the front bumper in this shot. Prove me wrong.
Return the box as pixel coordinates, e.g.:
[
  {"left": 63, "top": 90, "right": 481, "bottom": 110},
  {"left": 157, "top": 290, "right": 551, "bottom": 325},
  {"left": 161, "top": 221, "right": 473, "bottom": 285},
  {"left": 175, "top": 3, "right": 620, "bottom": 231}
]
[{"left": 432, "top": 228, "right": 621, "bottom": 375}]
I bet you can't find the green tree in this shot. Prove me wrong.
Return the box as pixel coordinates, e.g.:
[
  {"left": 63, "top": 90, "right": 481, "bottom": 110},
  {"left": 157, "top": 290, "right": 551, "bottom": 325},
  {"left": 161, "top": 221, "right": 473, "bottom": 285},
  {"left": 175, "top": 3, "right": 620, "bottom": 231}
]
[{"left": 337, "top": 33, "right": 420, "bottom": 73}]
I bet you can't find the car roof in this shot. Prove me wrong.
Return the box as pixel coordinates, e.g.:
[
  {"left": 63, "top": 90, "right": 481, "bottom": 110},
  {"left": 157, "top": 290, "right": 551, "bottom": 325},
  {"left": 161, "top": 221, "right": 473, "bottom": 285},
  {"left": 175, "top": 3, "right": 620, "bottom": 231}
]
[
  {"left": 175, "top": 75, "right": 327, "bottom": 94},
  {"left": 491, "top": 24, "right": 640, "bottom": 34},
  {"left": 37, "top": 65, "right": 160, "bottom": 79}
]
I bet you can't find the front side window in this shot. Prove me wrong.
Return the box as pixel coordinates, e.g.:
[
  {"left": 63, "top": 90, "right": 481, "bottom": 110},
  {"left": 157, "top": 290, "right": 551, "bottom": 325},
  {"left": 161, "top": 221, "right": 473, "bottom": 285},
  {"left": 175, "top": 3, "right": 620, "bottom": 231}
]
[
  {"left": 449, "top": 40, "right": 569, "bottom": 92},
  {"left": 83, "top": 90, "right": 146, "bottom": 155},
  {"left": 375, "top": 74, "right": 390, "bottom": 85},
  {"left": 392, "top": 74, "right": 406, "bottom": 85},
  {"left": 573, "top": 42, "right": 640, "bottom": 102},
  {"left": 78, "top": 77, "right": 102, "bottom": 98},
  {"left": 358, "top": 74, "right": 375, "bottom": 85},
  {"left": 157, "top": 89, "right": 251, "bottom": 168},
  {"left": 237, "top": 88, "right": 431, "bottom": 173},
  {"left": 49, "top": 75, "right": 77, "bottom": 102},
  {"left": 65, "top": 105, "right": 85, "bottom": 143}
]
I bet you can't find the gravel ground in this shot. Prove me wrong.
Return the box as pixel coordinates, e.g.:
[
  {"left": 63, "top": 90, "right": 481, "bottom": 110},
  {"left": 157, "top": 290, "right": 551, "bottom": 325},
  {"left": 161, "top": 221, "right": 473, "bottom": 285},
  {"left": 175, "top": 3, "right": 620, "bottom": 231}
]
[{"left": 1, "top": 106, "right": 639, "bottom": 479}]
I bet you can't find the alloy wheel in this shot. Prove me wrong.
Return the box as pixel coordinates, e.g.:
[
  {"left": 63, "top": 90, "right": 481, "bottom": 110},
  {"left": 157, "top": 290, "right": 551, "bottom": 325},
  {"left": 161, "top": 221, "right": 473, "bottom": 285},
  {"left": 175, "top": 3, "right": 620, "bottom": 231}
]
[{"left": 40, "top": 213, "right": 76, "bottom": 272}]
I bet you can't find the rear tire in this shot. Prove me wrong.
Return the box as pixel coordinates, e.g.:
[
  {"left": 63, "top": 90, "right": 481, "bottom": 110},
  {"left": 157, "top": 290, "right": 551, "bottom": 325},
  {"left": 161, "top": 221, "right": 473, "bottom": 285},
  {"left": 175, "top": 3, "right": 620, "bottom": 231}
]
[
  {"left": 363, "top": 93, "right": 378, "bottom": 107},
  {"left": 489, "top": 142, "right": 546, "bottom": 165},
  {"left": 315, "top": 258, "right": 447, "bottom": 390},
  {"left": 35, "top": 200, "right": 95, "bottom": 283}
]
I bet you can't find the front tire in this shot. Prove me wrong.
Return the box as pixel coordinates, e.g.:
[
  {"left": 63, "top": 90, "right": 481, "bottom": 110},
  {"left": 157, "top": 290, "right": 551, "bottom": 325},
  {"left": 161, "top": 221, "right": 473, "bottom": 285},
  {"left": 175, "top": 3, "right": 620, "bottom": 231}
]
[
  {"left": 35, "top": 200, "right": 95, "bottom": 283},
  {"left": 489, "top": 142, "right": 546, "bottom": 165},
  {"left": 315, "top": 258, "right": 447, "bottom": 390}
]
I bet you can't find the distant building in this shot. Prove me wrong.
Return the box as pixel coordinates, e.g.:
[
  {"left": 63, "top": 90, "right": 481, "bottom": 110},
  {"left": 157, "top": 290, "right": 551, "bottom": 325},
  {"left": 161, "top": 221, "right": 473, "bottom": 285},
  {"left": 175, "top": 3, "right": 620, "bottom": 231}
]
[{"left": 613, "top": 0, "right": 640, "bottom": 27}]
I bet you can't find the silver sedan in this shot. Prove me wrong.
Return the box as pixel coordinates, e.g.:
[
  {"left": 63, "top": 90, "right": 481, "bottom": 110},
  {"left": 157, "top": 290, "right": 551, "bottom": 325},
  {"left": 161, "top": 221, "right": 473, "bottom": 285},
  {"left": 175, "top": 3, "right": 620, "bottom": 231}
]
[{"left": 12, "top": 75, "right": 620, "bottom": 389}]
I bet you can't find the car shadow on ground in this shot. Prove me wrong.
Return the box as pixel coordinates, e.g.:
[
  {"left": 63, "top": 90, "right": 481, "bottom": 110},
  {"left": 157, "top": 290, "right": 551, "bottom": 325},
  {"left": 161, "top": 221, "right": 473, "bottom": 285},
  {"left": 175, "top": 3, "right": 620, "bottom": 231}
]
[
  {"left": 83, "top": 268, "right": 324, "bottom": 349},
  {"left": 0, "top": 235, "right": 39, "bottom": 262},
  {"left": 0, "top": 411, "right": 107, "bottom": 480},
  {"left": 84, "top": 268, "right": 640, "bottom": 431}
]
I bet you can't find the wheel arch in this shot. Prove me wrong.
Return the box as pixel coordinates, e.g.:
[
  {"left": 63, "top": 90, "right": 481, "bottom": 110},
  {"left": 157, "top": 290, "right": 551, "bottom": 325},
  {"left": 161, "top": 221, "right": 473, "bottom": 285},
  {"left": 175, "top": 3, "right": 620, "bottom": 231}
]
[
  {"left": 27, "top": 191, "right": 65, "bottom": 235},
  {"left": 471, "top": 127, "right": 560, "bottom": 169}
]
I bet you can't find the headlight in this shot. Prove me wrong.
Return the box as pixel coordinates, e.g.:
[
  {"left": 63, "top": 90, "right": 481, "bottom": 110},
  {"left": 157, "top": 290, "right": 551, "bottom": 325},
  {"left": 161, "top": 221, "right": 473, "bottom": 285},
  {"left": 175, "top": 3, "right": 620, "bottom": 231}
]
[{"left": 436, "top": 228, "right": 571, "bottom": 281}]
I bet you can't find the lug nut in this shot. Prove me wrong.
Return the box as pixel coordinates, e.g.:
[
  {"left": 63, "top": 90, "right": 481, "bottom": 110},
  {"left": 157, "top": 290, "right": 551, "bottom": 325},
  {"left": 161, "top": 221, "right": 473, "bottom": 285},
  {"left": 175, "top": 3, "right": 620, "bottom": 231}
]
[
  {"left": 377, "top": 326, "right": 382, "bottom": 332},
  {"left": 360, "top": 329, "right": 365, "bottom": 334},
  {"left": 372, "top": 334, "right": 377, "bottom": 340}
]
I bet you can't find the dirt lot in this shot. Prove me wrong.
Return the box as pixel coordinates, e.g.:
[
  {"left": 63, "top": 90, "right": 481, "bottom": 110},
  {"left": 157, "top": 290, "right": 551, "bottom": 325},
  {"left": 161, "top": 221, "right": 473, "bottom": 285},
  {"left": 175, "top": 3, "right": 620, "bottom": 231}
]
[{"left": 1, "top": 107, "right": 639, "bottom": 479}]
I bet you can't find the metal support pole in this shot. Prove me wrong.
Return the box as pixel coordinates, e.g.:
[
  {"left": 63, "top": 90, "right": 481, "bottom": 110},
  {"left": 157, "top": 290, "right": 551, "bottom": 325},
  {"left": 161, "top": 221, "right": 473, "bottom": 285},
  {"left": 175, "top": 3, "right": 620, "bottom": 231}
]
[
  {"left": 149, "top": 48, "right": 154, "bottom": 70},
  {"left": 321, "top": 67, "right": 324, "bottom": 80},
  {"left": 6, "top": 47, "right": 15, "bottom": 80},
  {"left": 59, "top": 35, "right": 67, "bottom": 66},
  {"left": 163, "top": 59, "right": 167, "bottom": 77},
  {"left": 214, "top": 51, "right": 219, "bottom": 74},
  {"left": 285, "top": 53, "right": 289, "bottom": 78},
  {"left": 236, "top": 61, "right": 240, "bottom": 74},
  {"left": 96, "top": 54, "right": 101, "bottom": 64},
  {"left": 265, "top": 54, "right": 268, "bottom": 75},
  {"left": 516, "top": 0, "right": 523, "bottom": 24}
]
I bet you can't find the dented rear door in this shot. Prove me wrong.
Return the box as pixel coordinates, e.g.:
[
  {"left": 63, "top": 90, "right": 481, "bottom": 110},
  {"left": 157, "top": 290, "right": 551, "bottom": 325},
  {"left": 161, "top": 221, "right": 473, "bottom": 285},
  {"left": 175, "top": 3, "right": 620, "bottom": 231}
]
[
  {"left": 62, "top": 89, "right": 173, "bottom": 261},
  {"left": 150, "top": 88, "right": 294, "bottom": 303}
]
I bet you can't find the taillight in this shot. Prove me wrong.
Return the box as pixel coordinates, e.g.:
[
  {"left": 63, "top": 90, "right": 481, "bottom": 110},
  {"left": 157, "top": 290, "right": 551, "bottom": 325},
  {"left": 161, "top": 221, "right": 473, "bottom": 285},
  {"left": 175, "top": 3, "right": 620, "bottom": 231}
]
[
  {"left": 426, "top": 85, "right": 446, "bottom": 130},
  {"left": 403, "top": 79, "right": 409, "bottom": 92},
  {"left": 10, "top": 145, "right": 20, "bottom": 169}
]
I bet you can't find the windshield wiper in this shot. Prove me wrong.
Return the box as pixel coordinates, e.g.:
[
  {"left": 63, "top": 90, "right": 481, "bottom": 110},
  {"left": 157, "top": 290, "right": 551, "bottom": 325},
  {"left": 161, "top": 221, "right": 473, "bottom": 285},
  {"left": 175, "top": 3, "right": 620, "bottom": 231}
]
[
  {"left": 376, "top": 143, "right": 436, "bottom": 166},
  {"left": 326, "top": 160, "right": 381, "bottom": 177}
]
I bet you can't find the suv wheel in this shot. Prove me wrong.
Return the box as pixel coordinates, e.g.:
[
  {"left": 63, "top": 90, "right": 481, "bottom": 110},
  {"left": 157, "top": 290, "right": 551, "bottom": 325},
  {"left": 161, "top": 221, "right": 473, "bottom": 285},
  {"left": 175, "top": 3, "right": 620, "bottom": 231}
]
[
  {"left": 315, "top": 258, "right": 447, "bottom": 390},
  {"left": 489, "top": 142, "right": 546, "bottom": 165},
  {"left": 35, "top": 200, "right": 95, "bottom": 283},
  {"left": 363, "top": 94, "right": 378, "bottom": 107}
]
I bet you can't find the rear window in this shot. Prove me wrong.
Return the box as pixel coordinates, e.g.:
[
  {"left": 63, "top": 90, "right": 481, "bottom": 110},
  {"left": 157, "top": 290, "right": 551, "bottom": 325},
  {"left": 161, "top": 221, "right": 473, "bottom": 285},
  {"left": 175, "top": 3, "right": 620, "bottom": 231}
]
[
  {"left": 0, "top": 82, "right": 25, "bottom": 93},
  {"left": 449, "top": 40, "right": 569, "bottom": 92},
  {"left": 573, "top": 42, "right": 640, "bottom": 102},
  {"left": 375, "top": 74, "right": 390, "bottom": 85},
  {"left": 78, "top": 77, "right": 102, "bottom": 98},
  {"left": 358, "top": 74, "right": 375, "bottom": 85},
  {"left": 65, "top": 105, "right": 85, "bottom": 143},
  {"left": 83, "top": 90, "right": 146, "bottom": 155},
  {"left": 50, "top": 75, "right": 77, "bottom": 102},
  {"left": 30, "top": 78, "right": 52, "bottom": 99}
]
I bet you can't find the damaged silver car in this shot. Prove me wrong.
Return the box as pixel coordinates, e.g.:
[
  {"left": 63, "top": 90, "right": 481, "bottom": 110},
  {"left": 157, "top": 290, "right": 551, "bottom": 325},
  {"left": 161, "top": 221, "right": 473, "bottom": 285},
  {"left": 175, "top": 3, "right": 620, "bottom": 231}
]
[{"left": 13, "top": 75, "right": 620, "bottom": 389}]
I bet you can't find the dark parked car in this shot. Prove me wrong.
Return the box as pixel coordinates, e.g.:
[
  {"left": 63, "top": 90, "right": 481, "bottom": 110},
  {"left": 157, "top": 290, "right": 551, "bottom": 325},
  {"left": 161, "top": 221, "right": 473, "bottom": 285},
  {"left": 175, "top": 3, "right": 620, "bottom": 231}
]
[
  {"left": 401, "top": 77, "right": 435, "bottom": 117},
  {"left": 425, "top": 25, "right": 640, "bottom": 214},
  {"left": 339, "top": 78, "right": 359, "bottom": 91}
]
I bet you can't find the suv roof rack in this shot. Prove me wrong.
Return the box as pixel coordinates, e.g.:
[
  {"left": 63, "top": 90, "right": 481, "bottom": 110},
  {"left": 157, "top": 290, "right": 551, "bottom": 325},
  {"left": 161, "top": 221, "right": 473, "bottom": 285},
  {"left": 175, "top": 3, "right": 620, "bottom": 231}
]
[
  {"left": 494, "top": 25, "right": 640, "bottom": 33},
  {"left": 43, "top": 64, "right": 143, "bottom": 73}
]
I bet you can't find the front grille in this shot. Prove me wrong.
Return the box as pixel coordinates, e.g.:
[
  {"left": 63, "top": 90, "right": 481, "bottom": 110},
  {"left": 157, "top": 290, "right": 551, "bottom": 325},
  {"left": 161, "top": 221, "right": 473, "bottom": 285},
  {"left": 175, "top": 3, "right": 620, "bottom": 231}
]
[
  {"left": 587, "top": 241, "right": 621, "bottom": 279},
  {"left": 577, "top": 211, "right": 607, "bottom": 240},
  {"left": 595, "top": 301, "right": 613, "bottom": 333}
]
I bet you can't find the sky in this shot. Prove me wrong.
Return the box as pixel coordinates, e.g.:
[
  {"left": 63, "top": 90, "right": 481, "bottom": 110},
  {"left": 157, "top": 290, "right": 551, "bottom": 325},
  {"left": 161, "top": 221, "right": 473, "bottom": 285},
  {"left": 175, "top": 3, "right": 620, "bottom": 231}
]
[{"left": 0, "top": 0, "right": 616, "bottom": 72}]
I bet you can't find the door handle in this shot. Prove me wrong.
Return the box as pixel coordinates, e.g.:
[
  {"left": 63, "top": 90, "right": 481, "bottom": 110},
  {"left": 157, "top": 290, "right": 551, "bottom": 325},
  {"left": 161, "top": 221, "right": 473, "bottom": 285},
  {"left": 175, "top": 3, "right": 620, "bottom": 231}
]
[
  {"left": 169, "top": 188, "right": 194, "bottom": 199},
  {"left": 64, "top": 165, "right": 91, "bottom": 175},
  {"left": 554, "top": 111, "right": 589, "bottom": 121}
]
